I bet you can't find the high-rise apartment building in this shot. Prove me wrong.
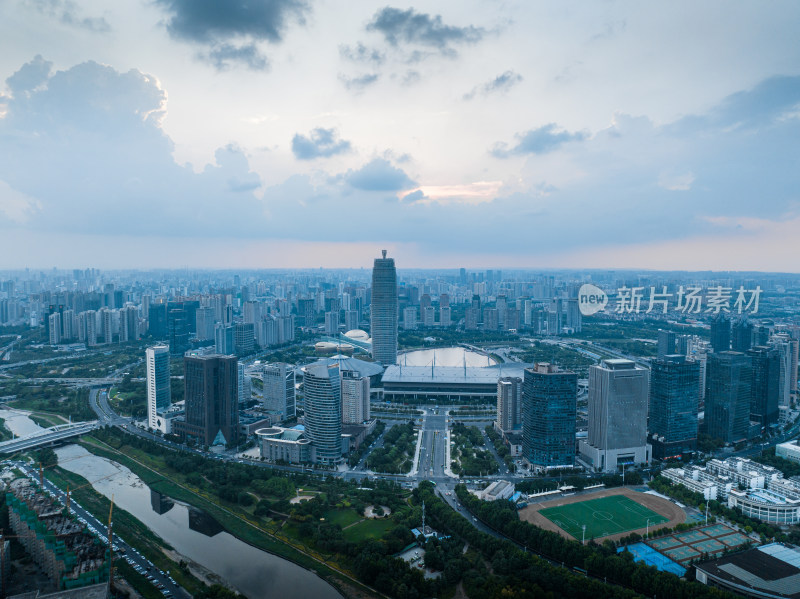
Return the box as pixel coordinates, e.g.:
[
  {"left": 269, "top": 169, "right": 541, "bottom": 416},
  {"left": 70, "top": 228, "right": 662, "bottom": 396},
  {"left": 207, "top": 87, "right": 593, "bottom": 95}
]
[
  {"left": 325, "top": 310, "right": 340, "bottom": 335},
  {"left": 303, "top": 362, "right": 343, "bottom": 464},
  {"left": 146, "top": 345, "right": 172, "bottom": 432},
  {"left": 523, "top": 364, "right": 577, "bottom": 471},
  {"left": 175, "top": 354, "right": 239, "bottom": 446},
  {"left": 705, "top": 351, "right": 752, "bottom": 444},
  {"left": 648, "top": 355, "right": 700, "bottom": 459},
  {"left": 402, "top": 306, "right": 417, "bottom": 330},
  {"left": 496, "top": 377, "right": 522, "bottom": 432},
  {"left": 195, "top": 306, "right": 216, "bottom": 341},
  {"left": 580, "top": 359, "right": 650, "bottom": 471},
  {"left": 371, "top": 250, "right": 398, "bottom": 365},
  {"left": 234, "top": 322, "right": 255, "bottom": 356}
]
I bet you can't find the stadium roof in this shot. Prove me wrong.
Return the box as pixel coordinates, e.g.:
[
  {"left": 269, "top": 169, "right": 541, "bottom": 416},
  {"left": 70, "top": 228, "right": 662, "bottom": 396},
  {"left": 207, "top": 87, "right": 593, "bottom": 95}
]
[
  {"left": 308, "top": 355, "right": 384, "bottom": 378},
  {"left": 382, "top": 363, "right": 531, "bottom": 385}
]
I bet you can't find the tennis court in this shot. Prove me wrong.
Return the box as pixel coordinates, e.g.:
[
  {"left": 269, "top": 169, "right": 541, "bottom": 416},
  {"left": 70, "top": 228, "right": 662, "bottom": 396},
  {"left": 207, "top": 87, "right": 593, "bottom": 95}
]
[
  {"left": 619, "top": 543, "right": 686, "bottom": 577},
  {"left": 643, "top": 523, "right": 750, "bottom": 565},
  {"left": 650, "top": 536, "right": 682, "bottom": 550},
  {"left": 539, "top": 494, "right": 668, "bottom": 540}
]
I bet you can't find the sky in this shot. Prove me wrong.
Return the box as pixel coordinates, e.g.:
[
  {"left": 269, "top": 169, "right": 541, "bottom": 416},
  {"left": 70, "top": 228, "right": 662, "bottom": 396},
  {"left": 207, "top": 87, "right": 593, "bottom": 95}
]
[{"left": 0, "top": 1, "right": 799, "bottom": 271}]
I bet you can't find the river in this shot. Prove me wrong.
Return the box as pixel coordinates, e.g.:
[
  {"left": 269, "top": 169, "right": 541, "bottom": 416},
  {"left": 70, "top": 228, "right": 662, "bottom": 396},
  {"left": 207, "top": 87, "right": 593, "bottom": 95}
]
[
  {"left": 54, "top": 444, "right": 342, "bottom": 599},
  {"left": 0, "top": 407, "right": 47, "bottom": 437}
]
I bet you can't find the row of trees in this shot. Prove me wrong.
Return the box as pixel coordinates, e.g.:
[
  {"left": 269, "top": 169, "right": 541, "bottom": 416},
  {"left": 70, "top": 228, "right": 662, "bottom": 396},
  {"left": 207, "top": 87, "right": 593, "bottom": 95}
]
[{"left": 365, "top": 421, "right": 416, "bottom": 473}]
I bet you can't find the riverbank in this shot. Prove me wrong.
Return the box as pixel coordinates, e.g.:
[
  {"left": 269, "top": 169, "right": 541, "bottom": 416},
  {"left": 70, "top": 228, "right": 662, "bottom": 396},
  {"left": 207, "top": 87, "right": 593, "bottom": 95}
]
[
  {"left": 42, "top": 463, "right": 207, "bottom": 597},
  {"left": 78, "top": 433, "right": 382, "bottom": 599}
]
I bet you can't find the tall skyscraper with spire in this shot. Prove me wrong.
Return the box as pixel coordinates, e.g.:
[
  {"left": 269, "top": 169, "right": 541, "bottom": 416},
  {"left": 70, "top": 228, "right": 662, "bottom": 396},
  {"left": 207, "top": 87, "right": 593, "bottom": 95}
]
[{"left": 370, "top": 250, "right": 398, "bottom": 365}]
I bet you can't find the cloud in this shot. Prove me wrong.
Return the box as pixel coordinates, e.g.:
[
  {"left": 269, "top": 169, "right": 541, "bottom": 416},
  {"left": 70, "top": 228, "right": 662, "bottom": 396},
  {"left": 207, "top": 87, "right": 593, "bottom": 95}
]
[
  {"left": 366, "top": 7, "right": 484, "bottom": 54},
  {"left": 491, "top": 124, "right": 587, "bottom": 157},
  {"left": 463, "top": 70, "right": 522, "bottom": 100},
  {"left": 29, "top": 0, "right": 110, "bottom": 32},
  {"left": 0, "top": 180, "right": 41, "bottom": 224},
  {"left": 203, "top": 43, "right": 269, "bottom": 71},
  {"left": 0, "top": 58, "right": 264, "bottom": 237},
  {"left": 346, "top": 158, "right": 416, "bottom": 191},
  {"left": 658, "top": 171, "right": 695, "bottom": 191},
  {"left": 154, "top": 0, "right": 309, "bottom": 69},
  {"left": 670, "top": 75, "right": 800, "bottom": 133},
  {"left": 338, "top": 72, "right": 379, "bottom": 92},
  {"left": 5, "top": 55, "right": 52, "bottom": 95},
  {"left": 291, "top": 128, "right": 352, "bottom": 160},
  {"left": 339, "top": 43, "right": 385, "bottom": 65}
]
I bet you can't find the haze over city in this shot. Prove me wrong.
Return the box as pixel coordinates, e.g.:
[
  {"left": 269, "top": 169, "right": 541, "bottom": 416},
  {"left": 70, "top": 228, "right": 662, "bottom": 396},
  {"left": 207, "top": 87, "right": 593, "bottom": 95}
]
[{"left": 1, "top": 1, "right": 799, "bottom": 270}]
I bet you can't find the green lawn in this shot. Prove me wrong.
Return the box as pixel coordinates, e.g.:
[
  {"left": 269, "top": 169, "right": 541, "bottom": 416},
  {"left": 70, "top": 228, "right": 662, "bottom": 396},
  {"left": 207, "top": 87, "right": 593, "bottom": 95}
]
[
  {"left": 342, "top": 518, "right": 395, "bottom": 543},
  {"left": 539, "top": 495, "right": 667, "bottom": 541},
  {"left": 324, "top": 508, "right": 362, "bottom": 528}
]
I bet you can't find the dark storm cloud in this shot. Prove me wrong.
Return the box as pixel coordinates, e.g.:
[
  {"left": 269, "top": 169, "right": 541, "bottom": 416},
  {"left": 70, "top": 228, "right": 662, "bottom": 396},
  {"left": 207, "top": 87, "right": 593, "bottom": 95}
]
[
  {"left": 291, "top": 128, "right": 352, "bottom": 160},
  {"left": 155, "top": 0, "right": 308, "bottom": 43},
  {"left": 346, "top": 158, "right": 415, "bottom": 191},
  {"left": 366, "top": 7, "right": 484, "bottom": 52},
  {"left": 463, "top": 69, "right": 522, "bottom": 100},
  {"left": 30, "top": 0, "right": 110, "bottom": 32},
  {"left": 154, "top": 0, "right": 309, "bottom": 69},
  {"left": 204, "top": 43, "right": 268, "bottom": 71},
  {"left": 490, "top": 124, "right": 587, "bottom": 157}
]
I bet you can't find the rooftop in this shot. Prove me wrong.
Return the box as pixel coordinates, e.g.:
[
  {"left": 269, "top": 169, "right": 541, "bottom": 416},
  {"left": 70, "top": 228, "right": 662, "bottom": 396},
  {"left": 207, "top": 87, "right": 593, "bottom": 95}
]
[{"left": 696, "top": 543, "right": 800, "bottom": 599}]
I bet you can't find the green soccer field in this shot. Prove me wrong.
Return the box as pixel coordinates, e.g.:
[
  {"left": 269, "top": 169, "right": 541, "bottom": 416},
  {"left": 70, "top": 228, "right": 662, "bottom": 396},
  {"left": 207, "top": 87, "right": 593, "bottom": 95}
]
[{"left": 539, "top": 495, "right": 668, "bottom": 541}]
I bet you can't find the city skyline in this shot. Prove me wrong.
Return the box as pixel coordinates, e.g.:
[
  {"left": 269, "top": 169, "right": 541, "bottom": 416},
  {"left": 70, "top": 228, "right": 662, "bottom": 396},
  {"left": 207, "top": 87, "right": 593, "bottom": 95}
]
[{"left": 1, "top": 2, "right": 799, "bottom": 270}]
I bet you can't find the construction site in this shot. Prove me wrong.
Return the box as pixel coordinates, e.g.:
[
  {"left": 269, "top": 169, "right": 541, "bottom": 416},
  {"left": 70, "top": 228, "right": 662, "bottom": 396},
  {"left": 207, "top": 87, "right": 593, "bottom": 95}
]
[{"left": 2, "top": 477, "right": 108, "bottom": 598}]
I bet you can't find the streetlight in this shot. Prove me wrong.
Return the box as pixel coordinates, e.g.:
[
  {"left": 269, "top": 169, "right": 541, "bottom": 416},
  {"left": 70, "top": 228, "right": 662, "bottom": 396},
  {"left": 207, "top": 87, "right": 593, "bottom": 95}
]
[
  {"left": 646, "top": 518, "right": 651, "bottom": 539},
  {"left": 582, "top": 524, "right": 587, "bottom": 545}
]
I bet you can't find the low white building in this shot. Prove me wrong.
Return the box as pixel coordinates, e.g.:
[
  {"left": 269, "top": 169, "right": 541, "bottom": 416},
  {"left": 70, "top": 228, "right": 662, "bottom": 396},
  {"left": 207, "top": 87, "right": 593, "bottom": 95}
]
[
  {"left": 661, "top": 467, "right": 718, "bottom": 501},
  {"left": 663, "top": 456, "right": 800, "bottom": 524},
  {"left": 776, "top": 439, "right": 800, "bottom": 464},
  {"left": 480, "top": 480, "right": 515, "bottom": 501}
]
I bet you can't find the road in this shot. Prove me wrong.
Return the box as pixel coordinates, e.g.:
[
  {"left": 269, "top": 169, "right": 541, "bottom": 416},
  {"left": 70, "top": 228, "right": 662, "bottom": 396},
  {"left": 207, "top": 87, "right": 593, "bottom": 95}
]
[{"left": 14, "top": 461, "right": 188, "bottom": 598}]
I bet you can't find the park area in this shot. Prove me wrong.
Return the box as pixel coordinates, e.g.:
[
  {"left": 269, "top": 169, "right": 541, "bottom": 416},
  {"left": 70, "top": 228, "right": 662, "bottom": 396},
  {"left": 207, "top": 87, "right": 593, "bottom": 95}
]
[{"left": 520, "top": 487, "right": 685, "bottom": 542}]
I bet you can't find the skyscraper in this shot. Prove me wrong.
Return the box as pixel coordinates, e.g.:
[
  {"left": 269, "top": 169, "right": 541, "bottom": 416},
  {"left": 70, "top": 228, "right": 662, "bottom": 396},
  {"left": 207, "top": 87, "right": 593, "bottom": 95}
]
[
  {"left": 732, "top": 319, "right": 754, "bottom": 352},
  {"left": 496, "top": 376, "right": 522, "bottom": 432},
  {"left": 580, "top": 359, "right": 650, "bottom": 472},
  {"left": 303, "top": 362, "right": 343, "bottom": 464},
  {"left": 710, "top": 314, "right": 731, "bottom": 353},
  {"left": 146, "top": 345, "right": 171, "bottom": 431},
  {"left": 215, "top": 323, "right": 235, "bottom": 355},
  {"left": 747, "top": 346, "right": 780, "bottom": 428},
  {"left": 523, "top": 364, "right": 577, "bottom": 471},
  {"left": 341, "top": 369, "right": 370, "bottom": 424},
  {"left": 168, "top": 308, "right": 189, "bottom": 357},
  {"left": 648, "top": 355, "right": 700, "bottom": 459},
  {"left": 371, "top": 250, "right": 398, "bottom": 365},
  {"left": 195, "top": 306, "right": 216, "bottom": 341},
  {"left": 657, "top": 329, "right": 676, "bottom": 360},
  {"left": 705, "top": 351, "right": 752, "bottom": 444},
  {"left": 175, "top": 354, "right": 239, "bottom": 446},
  {"left": 262, "top": 362, "right": 295, "bottom": 419}
]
